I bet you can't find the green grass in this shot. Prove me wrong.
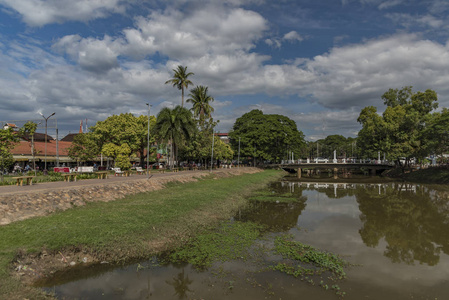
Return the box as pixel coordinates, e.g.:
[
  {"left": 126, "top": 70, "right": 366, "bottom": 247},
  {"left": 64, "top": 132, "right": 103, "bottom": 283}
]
[{"left": 0, "top": 169, "right": 284, "bottom": 299}]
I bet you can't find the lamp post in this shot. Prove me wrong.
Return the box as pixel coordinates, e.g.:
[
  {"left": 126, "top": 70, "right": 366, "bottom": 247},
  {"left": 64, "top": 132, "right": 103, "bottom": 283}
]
[
  {"left": 39, "top": 112, "right": 55, "bottom": 174},
  {"left": 146, "top": 103, "right": 151, "bottom": 179}
]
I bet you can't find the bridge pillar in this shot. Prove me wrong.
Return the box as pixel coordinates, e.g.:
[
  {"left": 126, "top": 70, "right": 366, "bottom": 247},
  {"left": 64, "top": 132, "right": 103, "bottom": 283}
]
[
  {"left": 333, "top": 168, "right": 338, "bottom": 179},
  {"left": 370, "top": 168, "right": 376, "bottom": 176},
  {"left": 297, "top": 168, "right": 301, "bottom": 178}
]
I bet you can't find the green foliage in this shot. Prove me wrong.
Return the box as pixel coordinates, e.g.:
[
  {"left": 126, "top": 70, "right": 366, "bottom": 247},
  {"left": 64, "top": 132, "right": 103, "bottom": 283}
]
[
  {"left": 179, "top": 118, "right": 217, "bottom": 164},
  {"left": 102, "top": 143, "right": 132, "bottom": 169},
  {"left": 272, "top": 234, "right": 350, "bottom": 280},
  {"left": 165, "top": 65, "right": 194, "bottom": 107},
  {"left": 0, "top": 127, "right": 19, "bottom": 173},
  {"left": 115, "top": 153, "right": 132, "bottom": 170},
  {"left": 309, "top": 135, "right": 357, "bottom": 159},
  {"left": 424, "top": 108, "right": 449, "bottom": 156},
  {"left": 155, "top": 106, "right": 196, "bottom": 167},
  {"left": 229, "top": 110, "right": 306, "bottom": 163},
  {"left": 168, "top": 221, "right": 264, "bottom": 268},
  {"left": 357, "top": 86, "right": 438, "bottom": 165},
  {"left": 187, "top": 85, "right": 214, "bottom": 123},
  {"left": 68, "top": 132, "right": 100, "bottom": 163},
  {"left": 92, "top": 113, "right": 156, "bottom": 166}
]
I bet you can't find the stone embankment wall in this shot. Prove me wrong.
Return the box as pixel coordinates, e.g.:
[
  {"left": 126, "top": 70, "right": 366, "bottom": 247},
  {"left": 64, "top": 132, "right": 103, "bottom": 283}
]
[{"left": 0, "top": 168, "right": 262, "bottom": 226}]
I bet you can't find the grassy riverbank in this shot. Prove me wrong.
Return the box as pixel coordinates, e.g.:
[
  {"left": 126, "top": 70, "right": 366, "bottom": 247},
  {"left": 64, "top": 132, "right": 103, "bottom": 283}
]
[
  {"left": 401, "top": 167, "right": 449, "bottom": 184},
  {"left": 0, "top": 169, "right": 284, "bottom": 299}
]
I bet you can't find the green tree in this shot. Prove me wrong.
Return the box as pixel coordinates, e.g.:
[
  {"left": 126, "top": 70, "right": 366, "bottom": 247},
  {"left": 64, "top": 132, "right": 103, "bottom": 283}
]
[
  {"left": 179, "top": 118, "right": 217, "bottom": 166},
  {"left": 92, "top": 113, "right": 155, "bottom": 166},
  {"left": 165, "top": 65, "right": 194, "bottom": 107},
  {"left": 68, "top": 132, "right": 100, "bottom": 166},
  {"left": 0, "top": 127, "right": 19, "bottom": 181},
  {"left": 186, "top": 85, "right": 214, "bottom": 124},
  {"left": 228, "top": 110, "right": 305, "bottom": 165},
  {"left": 154, "top": 106, "right": 196, "bottom": 168},
  {"left": 424, "top": 108, "right": 449, "bottom": 160},
  {"left": 357, "top": 86, "right": 438, "bottom": 167},
  {"left": 102, "top": 142, "right": 132, "bottom": 170}
]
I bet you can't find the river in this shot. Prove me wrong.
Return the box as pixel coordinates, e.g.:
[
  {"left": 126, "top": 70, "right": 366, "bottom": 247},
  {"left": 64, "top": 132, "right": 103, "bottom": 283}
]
[{"left": 39, "top": 178, "right": 449, "bottom": 299}]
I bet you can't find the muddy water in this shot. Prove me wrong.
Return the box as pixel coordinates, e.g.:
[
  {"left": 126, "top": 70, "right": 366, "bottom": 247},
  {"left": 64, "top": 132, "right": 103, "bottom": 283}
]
[{"left": 39, "top": 179, "right": 449, "bottom": 299}]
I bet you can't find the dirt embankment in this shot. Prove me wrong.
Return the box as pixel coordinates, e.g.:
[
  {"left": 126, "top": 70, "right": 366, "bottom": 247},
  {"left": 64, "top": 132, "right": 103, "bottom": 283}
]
[
  {"left": 8, "top": 168, "right": 266, "bottom": 289},
  {"left": 1, "top": 168, "right": 262, "bottom": 226}
]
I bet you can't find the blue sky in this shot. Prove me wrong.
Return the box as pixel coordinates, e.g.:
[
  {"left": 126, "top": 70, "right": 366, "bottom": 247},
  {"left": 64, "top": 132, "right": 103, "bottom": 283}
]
[{"left": 1, "top": 0, "right": 449, "bottom": 140}]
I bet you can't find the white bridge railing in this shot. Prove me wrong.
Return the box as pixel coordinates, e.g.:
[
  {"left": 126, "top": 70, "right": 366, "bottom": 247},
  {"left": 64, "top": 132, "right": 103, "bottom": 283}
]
[{"left": 281, "top": 159, "right": 394, "bottom": 165}]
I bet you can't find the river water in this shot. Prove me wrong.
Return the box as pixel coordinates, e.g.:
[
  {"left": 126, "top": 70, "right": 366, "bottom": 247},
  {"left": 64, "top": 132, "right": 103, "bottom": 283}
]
[{"left": 39, "top": 178, "right": 449, "bottom": 299}]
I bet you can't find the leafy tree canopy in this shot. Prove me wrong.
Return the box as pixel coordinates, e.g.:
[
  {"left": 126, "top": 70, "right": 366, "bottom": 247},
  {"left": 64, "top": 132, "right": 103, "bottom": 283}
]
[
  {"left": 358, "top": 86, "right": 438, "bottom": 164},
  {"left": 68, "top": 132, "right": 100, "bottom": 163},
  {"left": 228, "top": 110, "right": 305, "bottom": 163}
]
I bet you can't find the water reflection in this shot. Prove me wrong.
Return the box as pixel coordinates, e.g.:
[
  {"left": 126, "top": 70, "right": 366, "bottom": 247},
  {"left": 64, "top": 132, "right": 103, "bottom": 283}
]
[
  {"left": 356, "top": 182, "right": 449, "bottom": 266},
  {"left": 292, "top": 181, "right": 449, "bottom": 266},
  {"left": 237, "top": 181, "right": 307, "bottom": 231},
  {"left": 165, "top": 267, "right": 193, "bottom": 299}
]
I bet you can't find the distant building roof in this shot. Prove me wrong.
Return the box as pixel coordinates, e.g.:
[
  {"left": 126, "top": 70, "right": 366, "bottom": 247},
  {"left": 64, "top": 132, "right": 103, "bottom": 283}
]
[
  {"left": 21, "top": 132, "right": 54, "bottom": 142},
  {"left": 3, "top": 123, "right": 18, "bottom": 130},
  {"left": 61, "top": 133, "right": 79, "bottom": 142}
]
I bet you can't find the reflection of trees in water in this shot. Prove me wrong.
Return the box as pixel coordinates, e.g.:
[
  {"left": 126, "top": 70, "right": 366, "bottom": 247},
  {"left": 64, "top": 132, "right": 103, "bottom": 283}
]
[
  {"left": 356, "top": 183, "right": 449, "bottom": 266},
  {"left": 165, "top": 267, "right": 193, "bottom": 299},
  {"left": 239, "top": 199, "right": 307, "bottom": 231},
  {"left": 238, "top": 182, "right": 307, "bottom": 231}
]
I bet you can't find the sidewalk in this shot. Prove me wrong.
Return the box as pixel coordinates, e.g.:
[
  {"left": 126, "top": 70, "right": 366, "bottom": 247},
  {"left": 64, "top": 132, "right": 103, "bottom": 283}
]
[{"left": 0, "top": 170, "right": 203, "bottom": 196}]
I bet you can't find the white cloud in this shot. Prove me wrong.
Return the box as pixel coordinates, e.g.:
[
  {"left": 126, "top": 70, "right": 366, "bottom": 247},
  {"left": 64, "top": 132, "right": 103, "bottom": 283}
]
[
  {"left": 283, "top": 31, "right": 304, "bottom": 42},
  {"left": 0, "top": 0, "right": 127, "bottom": 26},
  {"left": 53, "top": 35, "right": 121, "bottom": 73},
  {"left": 302, "top": 34, "right": 449, "bottom": 109}
]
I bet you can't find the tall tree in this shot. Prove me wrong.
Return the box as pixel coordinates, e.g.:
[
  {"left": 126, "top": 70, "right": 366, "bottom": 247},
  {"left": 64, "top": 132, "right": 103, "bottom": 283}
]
[
  {"left": 186, "top": 85, "right": 214, "bottom": 123},
  {"left": 68, "top": 132, "right": 100, "bottom": 166},
  {"left": 0, "top": 127, "right": 19, "bottom": 181},
  {"left": 154, "top": 106, "right": 196, "bottom": 168},
  {"left": 424, "top": 108, "right": 449, "bottom": 160},
  {"left": 165, "top": 65, "right": 194, "bottom": 107},
  {"left": 229, "top": 110, "right": 305, "bottom": 164},
  {"left": 92, "top": 113, "right": 153, "bottom": 166},
  {"left": 358, "top": 86, "right": 438, "bottom": 167}
]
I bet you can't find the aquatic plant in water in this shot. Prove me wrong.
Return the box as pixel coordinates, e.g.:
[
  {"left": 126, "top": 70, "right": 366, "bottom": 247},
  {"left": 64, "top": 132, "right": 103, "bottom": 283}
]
[
  {"left": 168, "top": 221, "right": 264, "bottom": 269},
  {"left": 271, "top": 234, "right": 350, "bottom": 297}
]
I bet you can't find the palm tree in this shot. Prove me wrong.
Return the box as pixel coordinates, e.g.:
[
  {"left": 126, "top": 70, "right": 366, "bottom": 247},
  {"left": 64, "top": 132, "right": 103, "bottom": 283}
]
[
  {"left": 155, "top": 106, "right": 196, "bottom": 168},
  {"left": 165, "top": 65, "right": 194, "bottom": 107},
  {"left": 186, "top": 85, "right": 215, "bottom": 124}
]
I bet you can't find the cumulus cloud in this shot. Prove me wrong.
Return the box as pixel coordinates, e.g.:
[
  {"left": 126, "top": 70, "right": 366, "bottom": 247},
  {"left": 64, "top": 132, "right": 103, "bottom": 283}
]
[
  {"left": 302, "top": 34, "right": 449, "bottom": 110},
  {"left": 0, "top": 0, "right": 127, "bottom": 26},
  {"left": 53, "top": 35, "right": 121, "bottom": 73}
]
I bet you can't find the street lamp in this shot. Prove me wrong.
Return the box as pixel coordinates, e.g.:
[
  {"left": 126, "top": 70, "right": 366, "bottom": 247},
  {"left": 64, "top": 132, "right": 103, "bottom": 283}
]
[
  {"left": 39, "top": 112, "right": 55, "bottom": 174},
  {"left": 146, "top": 104, "right": 151, "bottom": 179}
]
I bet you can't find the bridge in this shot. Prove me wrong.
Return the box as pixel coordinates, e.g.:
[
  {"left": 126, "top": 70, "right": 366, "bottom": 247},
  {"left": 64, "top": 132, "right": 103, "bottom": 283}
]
[{"left": 272, "top": 161, "right": 395, "bottom": 178}]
